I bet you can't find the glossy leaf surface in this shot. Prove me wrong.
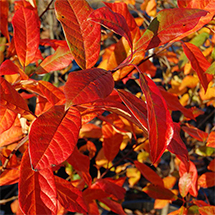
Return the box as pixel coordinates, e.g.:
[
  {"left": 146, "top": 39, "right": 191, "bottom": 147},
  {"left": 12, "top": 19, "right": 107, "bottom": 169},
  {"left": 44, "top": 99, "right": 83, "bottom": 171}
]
[
  {"left": 135, "top": 8, "right": 207, "bottom": 51},
  {"left": 64, "top": 68, "right": 114, "bottom": 107},
  {"left": 0, "top": 77, "right": 30, "bottom": 115},
  {"left": 37, "top": 46, "right": 73, "bottom": 74},
  {"left": 12, "top": 6, "right": 40, "bottom": 67},
  {"left": 55, "top": 0, "right": 101, "bottom": 69},
  {"left": 19, "top": 151, "right": 57, "bottom": 215},
  {"left": 29, "top": 105, "right": 81, "bottom": 170},
  {"left": 139, "top": 74, "right": 174, "bottom": 163},
  {"left": 89, "top": 6, "right": 132, "bottom": 48}
]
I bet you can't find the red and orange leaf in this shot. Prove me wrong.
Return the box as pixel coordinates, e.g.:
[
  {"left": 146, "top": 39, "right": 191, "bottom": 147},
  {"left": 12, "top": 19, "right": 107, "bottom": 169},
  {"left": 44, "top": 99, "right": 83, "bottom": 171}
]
[
  {"left": 182, "top": 42, "right": 213, "bottom": 92},
  {"left": 142, "top": 184, "right": 177, "bottom": 200},
  {"left": 0, "top": 0, "right": 9, "bottom": 41},
  {"left": 139, "top": 74, "right": 174, "bottom": 163},
  {"left": 0, "top": 107, "right": 17, "bottom": 134},
  {"left": 206, "top": 131, "right": 215, "bottom": 148},
  {"left": 198, "top": 206, "right": 215, "bottom": 215},
  {"left": 12, "top": 6, "right": 40, "bottom": 67},
  {"left": 64, "top": 68, "right": 114, "bottom": 107},
  {"left": 19, "top": 150, "right": 57, "bottom": 215},
  {"left": 159, "top": 87, "right": 195, "bottom": 120},
  {"left": 117, "top": 89, "right": 148, "bottom": 132},
  {"left": 168, "top": 206, "right": 188, "bottom": 215},
  {"left": 135, "top": 8, "right": 207, "bottom": 51},
  {"left": 167, "top": 122, "right": 190, "bottom": 171},
  {"left": 99, "top": 197, "right": 126, "bottom": 215},
  {"left": 134, "top": 161, "right": 164, "bottom": 187},
  {"left": 35, "top": 95, "right": 52, "bottom": 116},
  {"left": 0, "top": 77, "right": 30, "bottom": 115},
  {"left": 79, "top": 123, "right": 102, "bottom": 139},
  {"left": 37, "top": 46, "right": 73, "bottom": 74},
  {"left": 67, "top": 147, "right": 92, "bottom": 186},
  {"left": 94, "top": 178, "right": 126, "bottom": 200},
  {"left": 89, "top": 6, "right": 132, "bottom": 49},
  {"left": 55, "top": 176, "right": 88, "bottom": 213},
  {"left": 207, "top": 158, "right": 215, "bottom": 172},
  {"left": 0, "top": 60, "right": 29, "bottom": 80},
  {"left": 181, "top": 123, "right": 208, "bottom": 142},
  {"left": 179, "top": 172, "right": 192, "bottom": 197},
  {"left": 104, "top": 2, "right": 137, "bottom": 31},
  {"left": 38, "top": 81, "right": 66, "bottom": 106},
  {"left": 179, "top": 161, "right": 198, "bottom": 197},
  {"left": 40, "top": 39, "right": 68, "bottom": 50},
  {"left": 55, "top": 0, "right": 101, "bottom": 69},
  {"left": 198, "top": 172, "right": 215, "bottom": 188},
  {"left": 29, "top": 105, "right": 81, "bottom": 170}
]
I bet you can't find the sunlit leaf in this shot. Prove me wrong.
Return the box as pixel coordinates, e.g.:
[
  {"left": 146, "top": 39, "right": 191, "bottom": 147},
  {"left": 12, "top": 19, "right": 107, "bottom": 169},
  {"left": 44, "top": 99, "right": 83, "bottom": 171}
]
[
  {"left": 0, "top": 77, "right": 30, "bottom": 115},
  {"left": 19, "top": 150, "right": 57, "bottom": 214},
  {"left": 29, "top": 105, "right": 81, "bottom": 170},
  {"left": 55, "top": 0, "right": 101, "bottom": 69},
  {"left": 139, "top": 74, "right": 174, "bottom": 163},
  {"left": 179, "top": 172, "right": 192, "bottom": 197},
  {"left": 89, "top": 6, "right": 132, "bottom": 49},
  {"left": 135, "top": 8, "right": 207, "bottom": 51},
  {"left": 206, "top": 131, "right": 215, "bottom": 148},
  {"left": 12, "top": 6, "right": 40, "bottom": 67},
  {"left": 199, "top": 206, "right": 215, "bottom": 215},
  {"left": 198, "top": 172, "right": 215, "bottom": 188},
  {"left": 207, "top": 158, "right": 215, "bottom": 172},
  {"left": 182, "top": 42, "right": 213, "bottom": 92},
  {"left": 37, "top": 46, "right": 73, "bottom": 74},
  {"left": 64, "top": 68, "right": 114, "bottom": 107},
  {"left": 55, "top": 176, "right": 88, "bottom": 213}
]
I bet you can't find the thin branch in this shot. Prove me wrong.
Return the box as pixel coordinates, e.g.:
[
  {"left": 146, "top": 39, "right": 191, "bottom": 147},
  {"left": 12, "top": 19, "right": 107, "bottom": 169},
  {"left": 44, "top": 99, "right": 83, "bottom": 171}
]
[
  {"left": 0, "top": 135, "right": 29, "bottom": 176},
  {"left": 0, "top": 196, "right": 18, "bottom": 205},
  {"left": 39, "top": 0, "right": 55, "bottom": 19}
]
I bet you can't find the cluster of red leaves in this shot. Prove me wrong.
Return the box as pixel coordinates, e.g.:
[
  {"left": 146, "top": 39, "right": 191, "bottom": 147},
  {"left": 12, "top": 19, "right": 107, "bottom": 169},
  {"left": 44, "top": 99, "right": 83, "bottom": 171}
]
[{"left": 0, "top": 0, "right": 215, "bottom": 214}]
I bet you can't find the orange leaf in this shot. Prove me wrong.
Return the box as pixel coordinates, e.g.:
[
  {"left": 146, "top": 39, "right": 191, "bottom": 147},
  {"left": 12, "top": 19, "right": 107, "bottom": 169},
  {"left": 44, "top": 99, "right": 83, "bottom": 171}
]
[
  {"left": 198, "top": 172, "right": 215, "bottom": 188},
  {"left": 206, "top": 131, "right": 215, "bottom": 148},
  {"left": 207, "top": 158, "right": 215, "bottom": 172},
  {"left": 55, "top": 0, "right": 101, "bottom": 69},
  {"left": 198, "top": 206, "right": 215, "bottom": 215}
]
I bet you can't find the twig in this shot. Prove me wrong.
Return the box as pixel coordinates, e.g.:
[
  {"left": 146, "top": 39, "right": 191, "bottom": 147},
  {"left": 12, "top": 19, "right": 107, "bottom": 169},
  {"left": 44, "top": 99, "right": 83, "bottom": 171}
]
[
  {"left": 0, "top": 135, "right": 29, "bottom": 176},
  {"left": 0, "top": 196, "right": 18, "bottom": 205},
  {"left": 39, "top": 0, "right": 55, "bottom": 19}
]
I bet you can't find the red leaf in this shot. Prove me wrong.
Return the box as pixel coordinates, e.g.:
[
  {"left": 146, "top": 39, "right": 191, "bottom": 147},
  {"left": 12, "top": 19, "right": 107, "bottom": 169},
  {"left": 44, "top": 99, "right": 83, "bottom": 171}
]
[
  {"left": 89, "top": 6, "right": 132, "bottom": 49},
  {"left": 64, "top": 68, "right": 114, "bottom": 107},
  {"left": 0, "top": 60, "right": 29, "bottom": 80},
  {"left": 102, "top": 115, "right": 124, "bottom": 162},
  {"left": 12, "top": 6, "right": 40, "bottom": 67},
  {"left": 134, "top": 161, "right": 164, "bottom": 187},
  {"left": 139, "top": 74, "right": 174, "bottom": 163},
  {"left": 199, "top": 206, "right": 215, "bottom": 215},
  {"left": 55, "top": 176, "right": 88, "bottom": 213},
  {"left": 29, "top": 105, "right": 81, "bottom": 170},
  {"left": 40, "top": 39, "right": 68, "bottom": 50},
  {"left": 167, "top": 122, "right": 190, "bottom": 171},
  {"left": 117, "top": 89, "right": 148, "bottom": 131},
  {"left": 95, "top": 178, "right": 126, "bottom": 200},
  {"left": 198, "top": 172, "right": 215, "bottom": 188},
  {"left": 142, "top": 184, "right": 177, "bottom": 200},
  {"left": 207, "top": 158, "right": 215, "bottom": 171},
  {"left": 37, "top": 46, "right": 73, "bottom": 74},
  {"left": 181, "top": 123, "right": 208, "bottom": 142},
  {"left": 179, "top": 161, "right": 198, "bottom": 197},
  {"left": 159, "top": 87, "right": 195, "bottom": 120},
  {"left": 135, "top": 8, "right": 207, "bottom": 51},
  {"left": 0, "top": 77, "right": 30, "bottom": 115},
  {"left": 99, "top": 198, "right": 126, "bottom": 215},
  {"left": 182, "top": 42, "right": 213, "bottom": 92},
  {"left": 0, "top": 107, "right": 17, "bottom": 134},
  {"left": 55, "top": 0, "right": 101, "bottom": 69},
  {"left": 104, "top": 2, "right": 137, "bottom": 31},
  {"left": 19, "top": 150, "right": 57, "bottom": 214},
  {"left": 0, "top": 0, "right": 9, "bottom": 41},
  {"left": 206, "top": 131, "right": 215, "bottom": 148},
  {"left": 38, "top": 81, "right": 66, "bottom": 106},
  {"left": 67, "top": 147, "right": 92, "bottom": 186}
]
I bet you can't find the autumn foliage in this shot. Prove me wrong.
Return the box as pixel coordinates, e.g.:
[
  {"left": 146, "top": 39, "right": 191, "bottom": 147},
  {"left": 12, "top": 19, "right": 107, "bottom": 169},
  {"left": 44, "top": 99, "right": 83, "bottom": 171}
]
[{"left": 0, "top": 0, "right": 215, "bottom": 214}]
